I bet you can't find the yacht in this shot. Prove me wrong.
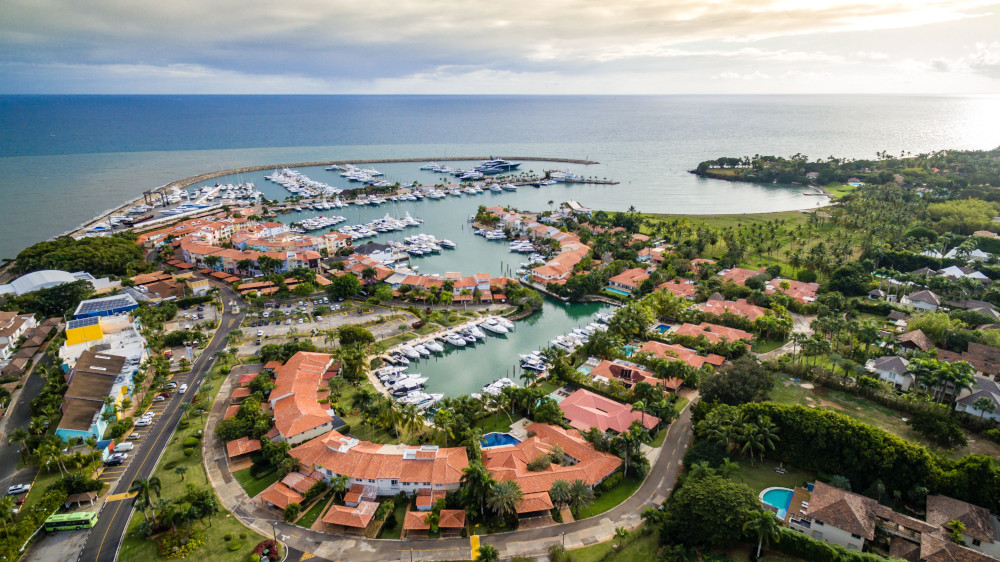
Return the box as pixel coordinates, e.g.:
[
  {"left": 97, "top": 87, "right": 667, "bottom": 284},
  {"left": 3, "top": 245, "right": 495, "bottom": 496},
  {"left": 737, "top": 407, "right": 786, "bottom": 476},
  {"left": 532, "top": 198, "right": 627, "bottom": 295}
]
[
  {"left": 424, "top": 340, "right": 444, "bottom": 353},
  {"left": 482, "top": 318, "right": 509, "bottom": 334},
  {"left": 439, "top": 239, "right": 457, "bottom": 249},
  {"left": 501, "top": 183, "right": 519, "bottom": 191},
  {"left": 444, "top": 333, "right": 467, "bottom": 347},
  {"left": 468, "top": 325, "right": 487, "bottom": 339},
  {"left": 482, "top": 378, "right": 517, "bottom": 396},
  {"left": 414, "top": 345, "right": 431, "bottom": 356},
  {"left": 475, "top": 159, "right": 522, "bottom": 174},
  {"left": 496, "top": 317, "right": 515, "bottom": 331},
  {"left": 401, "top": 347, "right": 420, "bottom": 359}
]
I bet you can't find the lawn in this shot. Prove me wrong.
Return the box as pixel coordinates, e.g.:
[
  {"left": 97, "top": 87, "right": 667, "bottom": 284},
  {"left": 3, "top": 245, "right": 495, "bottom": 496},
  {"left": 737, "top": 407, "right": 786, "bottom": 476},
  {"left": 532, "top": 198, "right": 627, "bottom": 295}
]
[
  {"left": 771, "top": 374, "right": 1000, "bottom": 459},
  {"left": 534, "top": 380, "right": 561, "bottom": 396},
  {"left": 641, "top": 210, "right": 809, "bottom": 232},
  {"left": 731, "top": 457, "right": 814, "bottom": 494},
  {"left": 575, "top": 476, "right": 643, "bottom": 520},
  {"left": 726, "top": 543, "right": 805, "bottom": 561},
  {"left": 232, "top": 464, "right": 280, "bottom": 498},
  {"left": 649, "top": 428, "right": 667, "bottom": 448},
  {"left": 823, "top": 183, "right": 859, "bottom": 200},
  {"left": 380, "top": 332, "right": 416, "bottom": 348},
  {"left": 477, "top": 412, "right": 518, "bottom": 435},
  {"left": 674, "top": 396, "right": 689, "bottom": 413},
  {"left": 118, "top": 355, "right": 267, "bottom": 562},
  {"left": 568, "top": 527, "right": 660, "bottom": 562},
  {"left": 752, "top": 339, "right": 786, "bottom": 353},
  {"left": 13, "top": 470, "right": 62, "bottom": 523},
  {"left": 296, "top": 489, "right": 334, "bottom": 529},
  {"left": 376, "top": 499, "right": 410, "bottom": 539}
]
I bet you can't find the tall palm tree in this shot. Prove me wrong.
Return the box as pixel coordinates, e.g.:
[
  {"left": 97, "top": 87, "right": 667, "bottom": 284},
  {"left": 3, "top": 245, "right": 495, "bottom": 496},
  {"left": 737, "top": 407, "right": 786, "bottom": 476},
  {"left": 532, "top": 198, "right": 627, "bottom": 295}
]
[
  {"left": 486, "top": 480, "right": 523, "bottom": 519},
  {"left": 130, "top": 477, "right": 162, "bottom": 523},
  {"left": 460, "top": 462, "right": 494, "bottom": 517},
  {"left": 433, "top": 408, "right": 455, "bottom": 447},
  {"left": 329, "top": 475, "right": 350, "bottom": 501},
  {"left": 549, "top": 480, "right": 571, "bottom": 510},
  {"left": 743, "top": 510, "right": 782, "bottom": 558},
  {"left": 0, "top": 497, "right": 16, "bottom": 536},
  {"left": 8, "top": 429, "right": 29, "bottom": 461},
  {"left": 567, "top": 479, "right": 595, "bottom": 515}
]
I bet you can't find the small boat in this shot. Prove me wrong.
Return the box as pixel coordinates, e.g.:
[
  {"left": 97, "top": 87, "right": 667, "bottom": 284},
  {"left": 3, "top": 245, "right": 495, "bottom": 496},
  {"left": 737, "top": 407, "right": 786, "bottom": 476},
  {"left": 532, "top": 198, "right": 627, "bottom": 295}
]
[
  {"left": 401, "top": 347, "right": 420, "bottom": 359},
  {"left": 445, "top": 333, "right": 467, "bottom": 347},
  {"left": 414, "top": 345, "right": 431, "bottom": 356},
  {"left": 424, "top": 340, "right": 444, "bottom": 353},
  {"left": 461, "top": 333, "right": 477, "bottom": 343},
  {"left": 482, "top": 318, "right": 508, "bottom": 334}
]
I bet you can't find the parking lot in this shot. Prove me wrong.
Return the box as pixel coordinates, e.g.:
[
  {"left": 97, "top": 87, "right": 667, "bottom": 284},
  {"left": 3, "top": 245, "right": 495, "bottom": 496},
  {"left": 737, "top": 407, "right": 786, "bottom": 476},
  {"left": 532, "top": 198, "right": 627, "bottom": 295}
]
[
  {"left": 164, "top": 302, "right": 220, "bottom": 332},
  {"left": 97, "top": 372, "right": 189, "bottom": 488},
  {"left": 239, "top": 297, "right": 404, "bottom": 341}
]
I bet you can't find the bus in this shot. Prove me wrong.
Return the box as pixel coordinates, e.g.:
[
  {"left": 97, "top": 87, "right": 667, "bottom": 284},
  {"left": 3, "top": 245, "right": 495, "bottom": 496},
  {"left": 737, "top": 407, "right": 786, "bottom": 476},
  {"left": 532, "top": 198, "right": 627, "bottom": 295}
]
[{"left": 43, "top": 512, "right": 98, "bottom": 531}]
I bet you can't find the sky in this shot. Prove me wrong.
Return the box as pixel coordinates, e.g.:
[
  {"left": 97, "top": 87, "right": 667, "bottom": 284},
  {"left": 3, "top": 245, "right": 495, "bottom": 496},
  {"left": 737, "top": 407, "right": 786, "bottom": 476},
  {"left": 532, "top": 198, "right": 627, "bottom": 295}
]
[{"left": 2, "top": 0, "right": 1000, "bottom": 94}]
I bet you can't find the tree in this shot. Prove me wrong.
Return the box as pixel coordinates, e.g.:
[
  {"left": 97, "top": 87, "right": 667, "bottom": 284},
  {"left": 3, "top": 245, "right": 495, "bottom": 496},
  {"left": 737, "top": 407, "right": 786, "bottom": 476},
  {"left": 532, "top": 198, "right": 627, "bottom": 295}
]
[
  {"left": 486, "top": 480, "right": 523, "bottom": 519},
  {"left": 549, "top": 480, "right": 572, "bottom": 510},
  {"left": 972, "top": 396, "right": 997, "bottom": 422},
  {"left": 743, "top": 510, "right": 782, "bottom": 558},
  {"left": 613, "top": 526, "right": 631, "bottom": 551},
  {"left": 829, "top": 475, "right": 852, "bottom": 490},
  {"left": 477, "top": 544, "right": 499, "bottom": 562},
  {"left": 699, "top": 356, "right": 773, "bottom": 405},
  {"left": 327, "top": 273, "right": 361, "bottom": 299},
  {"left": 130, "top": 477, "right": 162, "bottom": 523},
  {"left": 284, "top": 502, "right": 301, "bottom": 522},
  {"left": 661, "top": 474, "right": 760, "bottom": 549},
  {"left": 175, "top": 466, "right": 188, "bottom": 481},
  {"left": 0, "top": 496, "right": 15, "bottom": 536},
  {"left": 7, "top": 428, "right": 29, "bottom": 461},
  {"left": 433, "top": 408, "right": 456, "bottom": 447},
  {"left": 567, "top": 479, "right": 595, "bottom": 515},
  {"left": 460, "top": 462, "right": 495, "bottom": 518},
  {"left": 337, "top": 325, "right": 375, "bottom": 347}
]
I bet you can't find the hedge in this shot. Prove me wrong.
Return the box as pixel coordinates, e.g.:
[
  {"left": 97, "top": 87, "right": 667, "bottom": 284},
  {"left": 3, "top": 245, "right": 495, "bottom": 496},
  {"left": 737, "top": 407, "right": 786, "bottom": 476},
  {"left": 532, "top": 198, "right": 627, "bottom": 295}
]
[{"left": 771, "top": 527, "right": 886, "bottom": 562}]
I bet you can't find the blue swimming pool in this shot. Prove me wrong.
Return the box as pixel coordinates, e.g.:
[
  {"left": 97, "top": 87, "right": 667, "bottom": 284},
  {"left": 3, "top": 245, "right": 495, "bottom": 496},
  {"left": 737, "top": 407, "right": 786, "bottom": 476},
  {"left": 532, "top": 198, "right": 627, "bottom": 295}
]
[
  {"left": 604, "top": 287, "right": 632, "bottom": 297},
  {"left": 623, "top": 345, "right": 637, "bottom": 357},
  {"left": 654, "top": 324, "right": 671, "bottom": 334},
  {"left": 760, "top": 487, "right": 794, "bottom": 519},
  {"left": 481, "top": 432, "right": 521, "bottom": 448}
]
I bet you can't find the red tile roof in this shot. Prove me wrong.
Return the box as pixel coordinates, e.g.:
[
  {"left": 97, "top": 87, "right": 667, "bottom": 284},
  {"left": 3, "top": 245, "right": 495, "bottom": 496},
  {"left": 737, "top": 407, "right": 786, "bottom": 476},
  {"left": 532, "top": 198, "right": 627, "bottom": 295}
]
[
  {"left": 270, "top": 352, "right": 335, "bottom": 441},
  {"left": 559, "top": 389, "right": 660, "bottom": 433},
  {"left": 718, "top": 267, "right": 766, "bottom": 286},
  {"left": 766, "top": 278, "right": 820, "bottom": 303},
  {"left": 638, "top": 341, "right": 725, "bottom": 369},
  {"left": 290, "top": 431, "right": 468, "bottom": 487},
  {"left": 589, "top": 359, "right": 678, "bottom": 389},
  {"left": 226, "top": 436, "right": 261, "bottom": 458},
  {"left": 516, "top": 492, "right": 554, "bottom": 514},
  {"left": 403, "top": 509, "right": 466, "bottom": 530},
  {"left": 695, "top": 298, "right": 767, "bottom": 321},
  {"left": 258, "top": 481, "right": 303, "bottom": 510},
  {"left": 608, "top": 268, "right": 649, "bottom": 290},
  {"left": 673, "top": 322, "right": 754, "bottom": 343},
  {"left": 323, "top": 501, "right": 379, "bottom": 528},
  {"left": 658, "top": 279, "right": 698, "bottom": 299}
]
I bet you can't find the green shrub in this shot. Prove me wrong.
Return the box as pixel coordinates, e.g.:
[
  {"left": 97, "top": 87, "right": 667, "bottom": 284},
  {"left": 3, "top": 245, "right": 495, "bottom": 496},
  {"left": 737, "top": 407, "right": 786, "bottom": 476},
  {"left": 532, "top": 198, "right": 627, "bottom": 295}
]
[
  {"left": 986, "top": 429, "right": 1000, "bottom": 443},
  {"left": 239, "top": 532, "right": 247, "bottom": 540},
  {"left": 796, "top": 269, "right": 818, "bottom": 283},
  {"left": 227, "top": 542, "right": 242, "bottom": 552},
  {"left": 164, "top": 461, "right": 178, "bottom": 470},
  {"left": 598, "top": 471, "right": 623, "bottom": 492},
  {"left": 183, "top": 447, "right": 195, "bottom": 457},
  {"left": 339, "top": 424, "right": 351, "bottom": 435},
  {"left": 182, "top": 436, "right": 200, "bottom": 447},
  {"left": 771, "top": 527, "right": 883, "bottom": 561},
  {"left": 224, "top": 533, "right": 233, "bottom": 542}
]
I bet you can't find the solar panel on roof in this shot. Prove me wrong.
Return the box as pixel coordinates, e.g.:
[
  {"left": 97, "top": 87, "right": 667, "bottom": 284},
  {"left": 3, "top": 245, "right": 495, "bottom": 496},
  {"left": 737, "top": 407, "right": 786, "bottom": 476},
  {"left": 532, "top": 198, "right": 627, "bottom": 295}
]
[
  {"left": 75, "top": 295, "right": 137, "bottom": 314},
  {"left": 67, "top": 317, "right": 99, "bottom": 329}
]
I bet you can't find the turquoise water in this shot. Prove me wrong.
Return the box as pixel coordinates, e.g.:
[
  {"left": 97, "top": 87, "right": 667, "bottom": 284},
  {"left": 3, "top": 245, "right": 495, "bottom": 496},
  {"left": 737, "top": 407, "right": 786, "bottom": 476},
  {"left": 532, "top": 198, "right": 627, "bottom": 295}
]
[
  {"left": 405, "top": 296, "right": 611, "bottom": 397},
  {"left": 481, "top": 433, "right": 521, "bottom": 448},
  {"left": 761, "top": 487, "right": 794, "bottom": 519},
  {"left": 604, "top": 287, "right": 632, "bottom": 297},
  {"left": 3, "top": 95, "right": 999, "bottom": 259},
  {"left": 654, "top": 324, "right": 671, "bottom": 333}
]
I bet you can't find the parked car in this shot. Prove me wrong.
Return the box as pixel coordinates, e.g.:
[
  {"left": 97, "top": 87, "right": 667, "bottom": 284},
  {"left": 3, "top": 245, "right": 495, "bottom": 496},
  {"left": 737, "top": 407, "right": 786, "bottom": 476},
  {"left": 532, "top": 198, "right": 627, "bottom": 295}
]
[
  {"left": 256, "top": 338, "right": 262, "bottom": 345},
  {"left": 104, "top": 458, "right": 123, "bottom": 467},
  {"left": 257, "top": 330, "right": 264, "bottom": 336},
  {"left": 128, "top": 432, "right": 141, "bottom": 440},
  {"left": 134, "top": 419, "right": 151, "bottom": 427},
  {"left": 112, "top": 452, "right": 128, "bottom": 460},
  {"left": 158, "top": 392, "right": 170, "bottom": 398},
  {"left": 166, "top": 382, "right": 178, "bottom": 389},
  {"left": 179, "top": 384, "right": 188, "bottom": 394},
  {"left": 6, "top": 484, "right": 30, "bottom": 495},
  {"left": 153, "top": 395, "right": 166, "bottom": 402},
  {"left": 114, "top": 442, "right": 134, "bottom": 452}
]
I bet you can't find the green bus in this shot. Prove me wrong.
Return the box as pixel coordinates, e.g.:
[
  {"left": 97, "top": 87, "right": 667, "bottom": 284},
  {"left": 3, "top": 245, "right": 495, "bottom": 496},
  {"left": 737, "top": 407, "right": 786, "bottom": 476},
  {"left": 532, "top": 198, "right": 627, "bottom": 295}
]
[{"left": 43, "top": 512, "right": 98, "bottom": 531}]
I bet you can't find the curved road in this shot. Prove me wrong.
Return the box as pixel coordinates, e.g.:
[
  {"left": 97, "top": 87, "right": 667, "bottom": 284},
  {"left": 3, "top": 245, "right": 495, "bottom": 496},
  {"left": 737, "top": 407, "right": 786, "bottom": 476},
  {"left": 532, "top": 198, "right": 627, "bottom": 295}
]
[{"left": 80, "top": 285, "right": 246, "bottom": 562}]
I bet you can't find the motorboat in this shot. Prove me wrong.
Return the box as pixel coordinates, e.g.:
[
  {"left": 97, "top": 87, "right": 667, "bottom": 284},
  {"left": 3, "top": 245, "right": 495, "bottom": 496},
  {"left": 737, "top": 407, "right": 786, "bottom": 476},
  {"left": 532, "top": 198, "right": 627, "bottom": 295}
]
[
  {"left": 482, "top": 377, "right": 517, "bottom": 396},
  {"left": 424, "top": 340, "right": 444, "bottom": 353},
  {"left": 444, "top": 333, "right": 466, "bottom": 347},
  {"left": 468, "top": 325, "right": 486, "bottom": 339},
  {"left": 481, "top": 318, "right": 508, "bottom": 334},
  {"left": 401, "top": 347, "right": 420, "bottom": 359},
  {"left": 414, "top": 345, "right": 431, "bottom": 356}
]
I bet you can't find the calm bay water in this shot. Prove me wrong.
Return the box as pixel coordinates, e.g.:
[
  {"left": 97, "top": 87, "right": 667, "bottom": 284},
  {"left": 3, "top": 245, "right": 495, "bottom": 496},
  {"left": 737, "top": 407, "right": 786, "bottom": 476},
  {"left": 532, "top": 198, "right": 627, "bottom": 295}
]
[
  {"left": 1, "top": 95, "right": 998, "bottom": 260},
  {"left": 1, "top": 95, "right": 998, "bottom": 395}
]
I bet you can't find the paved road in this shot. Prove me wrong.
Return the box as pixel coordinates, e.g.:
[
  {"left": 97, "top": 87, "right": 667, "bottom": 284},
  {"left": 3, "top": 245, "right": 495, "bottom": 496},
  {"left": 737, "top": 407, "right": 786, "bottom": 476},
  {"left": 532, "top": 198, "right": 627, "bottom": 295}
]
[
  {"left": 79, "top": 286, "right": 245, "bottom": 562},
  {"left": 0, "top": 347, "right": 54, "bottom": 491}
]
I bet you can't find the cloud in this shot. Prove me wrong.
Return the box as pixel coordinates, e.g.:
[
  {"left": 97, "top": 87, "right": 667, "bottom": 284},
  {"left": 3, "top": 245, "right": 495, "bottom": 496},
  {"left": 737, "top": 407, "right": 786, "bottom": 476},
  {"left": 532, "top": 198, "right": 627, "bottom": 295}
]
[{"left": 966, "top": 42, "right": 1000, "bottom": 78}]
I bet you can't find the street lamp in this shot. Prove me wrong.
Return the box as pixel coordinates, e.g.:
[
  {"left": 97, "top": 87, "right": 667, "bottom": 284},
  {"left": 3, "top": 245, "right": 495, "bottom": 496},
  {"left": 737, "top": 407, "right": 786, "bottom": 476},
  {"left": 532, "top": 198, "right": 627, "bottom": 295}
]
[{"left": 270, "top": 520, "right": 277, "bottom": 542}]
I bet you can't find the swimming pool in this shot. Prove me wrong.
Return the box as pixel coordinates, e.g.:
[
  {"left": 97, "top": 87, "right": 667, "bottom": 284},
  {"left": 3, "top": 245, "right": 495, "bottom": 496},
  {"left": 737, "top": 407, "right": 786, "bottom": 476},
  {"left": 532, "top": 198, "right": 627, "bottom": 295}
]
[
  {"left": 760, "top": 487, "right": 794, "bottom": 519},
  {"left": 481, "top": 432, "right": 521, "bottom": 448},
  {"left": 604, "top": 287, "right": 632, "bottom": 297},
  {"left": 622, "top": 345, "right": 637, "bottom": 357},
  {"left": 654, "top": 324, "right": 671, "bottom": 334}
]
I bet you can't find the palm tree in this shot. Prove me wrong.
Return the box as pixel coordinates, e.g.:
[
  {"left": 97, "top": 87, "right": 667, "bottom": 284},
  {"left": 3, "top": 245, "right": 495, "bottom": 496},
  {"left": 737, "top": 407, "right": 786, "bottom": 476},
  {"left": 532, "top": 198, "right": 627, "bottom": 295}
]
[
  {"left": 549, "top": 480, "right": 571, "bottom": 510},
  {"left": 613, "top": 526, "right": 631, "bottom": 551},
  {"left": 130, "top": 477, "right": 162, "bottom": 523},
  {"left": 743, "top": 510, "right": 782, "bottom": 558},
  {"left": 329, "top": 475, "right": 350, "bottom": 501},
  {"left": 477, "top": 544, "right": 499, "bottom": 562},
  {"left": 973, "top": 397, "right": 997, "bottom": 422},
  {"left": 174, "top": 466, "right": 188, "bottom": 481},
  {"left": 401, "top": 403, "right": 423, "bottom": 437},
  {"left": 8, "top": 428, "right": 29, "bottom": 461},
  {"left": 433, "top": 408, "right": 455, "bottom": 447},
  {"left": 460, "top": 462, "right": 494, "bottom": 517},
  {"left": 486, "top": 480, "right": 523, "bottom": 519},
  {"left": 0, "top": 497, "right": 16, "bottom": 536},
  {"left": 567, "top": 479, "right": 595, "bottom": 515},
  {"left": 179, "top": 402, "right": 193, "bottom": 420}
]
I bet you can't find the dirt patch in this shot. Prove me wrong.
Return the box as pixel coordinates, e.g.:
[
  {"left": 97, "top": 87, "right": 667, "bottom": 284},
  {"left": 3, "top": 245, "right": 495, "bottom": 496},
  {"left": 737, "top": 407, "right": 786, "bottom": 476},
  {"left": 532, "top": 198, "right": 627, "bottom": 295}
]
[{"left": 799, "top": 383, "right": 814, "bottom": 389}]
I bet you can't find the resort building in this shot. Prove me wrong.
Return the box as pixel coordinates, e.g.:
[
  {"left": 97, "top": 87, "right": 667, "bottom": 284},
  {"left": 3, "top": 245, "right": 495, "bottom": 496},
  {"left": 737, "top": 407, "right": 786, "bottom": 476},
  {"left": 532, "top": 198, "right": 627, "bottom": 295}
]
[
  {"left": 865, "top": 356, "right": 913, "bottom": 391},
  {"left": 607, "top": 268, "right": 649, "bottom": 295},
  {"left": 558, "top": 389, "right": 659, "bottom": 434},
  {"left": 673, "top": 322, "right": 754, "bottom": 344},
  {"left": 289, "top": 430, "right": 469, "bottom": 497},
  {"left": 954, "top": 377, "right": 1000, "bottom": 423},
  {"left": 55, "top": 349, "right": 139, "bottom": 441},
  {"left": 270, "top": 352, "right": 344, "bottom": 445},
  {"left": 718, "top": 267, "right": 766, "bottom": 286},
  {"left": 783, "top": 482, "right": 997, "bottom": 561},
  {"left": 481, "top": 423, "right": 621, "bottom": 517},
  {"left": 589, "top": 359, "right": 678, "bottom": 390},
  {"left": 766, "top": 278, "right": 820, "bottom": 303},
  {"left": 0, "top": 269, "right": 119, "bottom": 296},
  {"left": 638, "top": 340, "right": 725, "bottom": 370},
  {"left": 59, "top": 314, "right": 147, "bottom": 369},
  {"left": 657, "top": 279, "right": 698, "bottom": 300},
  {"left": 901, "top": 290, "right": 942, "bottom": 312},
  {"left": 694, "top": 296, "right": 767, "bottom": 322},
  {"left": 0, "top": 311, "right": 39, "bottom": 361}
]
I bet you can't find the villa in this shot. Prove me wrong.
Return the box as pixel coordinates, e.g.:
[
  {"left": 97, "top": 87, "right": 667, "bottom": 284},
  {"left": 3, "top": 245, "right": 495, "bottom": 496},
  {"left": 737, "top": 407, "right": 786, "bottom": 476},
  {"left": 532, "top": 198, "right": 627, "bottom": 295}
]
[
  {"left": 954, "top": 377, "right": 1000, "bottom": 423},
  {"left": 607, "top": 268, "right": 649, "bottom": 295},
  {"left": 766, "top": 278, "right": 820, "bottom": 303},
  {"left": 270, "top": 352, "right": 346, "bottom": 445},
  {"left": 589, "top": 359, "right": 679, "bottom": 390},
  {"left": 56, "top": 350, "right": 138, "bottom": 441},
  {"left": 865, "top": 356, "right": 913, "bottom": 391},
  {"left": 481, "top": 423, "right": 621, "bottom": 517},
  {"left": 638, "top": 340, "right": 725, "bottom": 370},
  {"left": 901, "top": 290, "right": 941, "bottom": 312},
  {"left": 694, "top": 296, "right": 767, "bottom": 322},
  {"left": 289, "top": 430, "right": 469, "bottom": 498},
  {"left": 782, "top": 482, "right": 998, "bottom": 561},
  {"left": 558, "top": 388, "right": 660, "bottom": 433},
  {"left": 0, "top": 311, "right": 39, "bottom": 361},
  {"left": 673, "top": 322, "right": 755, "bottom": 344},
  {"left": 718, "top": 267, "right": 766, "bottom": 286}
]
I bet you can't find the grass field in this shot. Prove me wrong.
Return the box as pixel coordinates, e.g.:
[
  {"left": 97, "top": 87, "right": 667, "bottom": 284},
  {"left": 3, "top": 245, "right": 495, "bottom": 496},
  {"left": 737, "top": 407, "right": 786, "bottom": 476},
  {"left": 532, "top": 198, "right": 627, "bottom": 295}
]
[
  {"left": 296, "top": 489, "right": 334, "bottom": 529},
  {"left": 376, "top": 500, "right": 410, "bottom": 539},
  {"left": 732, "top": 457, "right": 814, "bottom": 494},
  {"left": 575, "top": 476, "right": 643, "bottom": 520},
  {"left": 771, "top": 374, "right": 1000, "bottom": 458},
  {"left": 641, "top": 210, "right": 810, "bottom": 231},
  {"left": 119, "top": 356, "right": 267, "bottom": 562},
  {"left": 752, "top": 339, "right": 786, "bottom": 353},
  {"left": 232, "top": 464, "right": 280, "bottom": 498},
  {"left": 568, "top": 527, "right": 660, "bottom": 561},
  {"left": 823, "top": 184, "right": 859, "bottom": 199}
]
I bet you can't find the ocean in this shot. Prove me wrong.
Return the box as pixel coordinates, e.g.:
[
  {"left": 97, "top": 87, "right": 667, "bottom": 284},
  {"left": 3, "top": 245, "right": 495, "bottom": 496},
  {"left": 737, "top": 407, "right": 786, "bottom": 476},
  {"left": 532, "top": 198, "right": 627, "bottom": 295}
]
[{"left": 0, "top": 95, "right": 997, "bottom": 260}]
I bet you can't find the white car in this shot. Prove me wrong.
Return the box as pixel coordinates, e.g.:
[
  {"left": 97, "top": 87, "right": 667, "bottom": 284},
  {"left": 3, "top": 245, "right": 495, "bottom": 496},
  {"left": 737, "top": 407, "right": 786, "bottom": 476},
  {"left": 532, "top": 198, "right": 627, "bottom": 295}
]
[
  {"left": 257, "top": 329, "right": 264, "bottom": 336},
  {"left": 128, "top": 432, "right": 141, "bottom": 440},
  {"left": 178, "top": 384, "right": 188, "bottom": 394},
  {"left": 112, "top": 452, "right": 128, "bottom": 460},
  {"left": 153, "top": 395, "right": 166, "bottom": 402},
  {"left": 134, "top": 419, "right": 152, "bottom": 427},
  {"left": 6, "top": 484, "right": 30, "bottom": 495},
  {"left": 114, "top": 442, "right": 134, "bottom": 452},
  {"left": 141, "top": 412, "right": 155, "bottom": 420}
]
